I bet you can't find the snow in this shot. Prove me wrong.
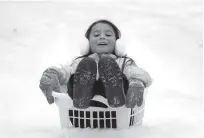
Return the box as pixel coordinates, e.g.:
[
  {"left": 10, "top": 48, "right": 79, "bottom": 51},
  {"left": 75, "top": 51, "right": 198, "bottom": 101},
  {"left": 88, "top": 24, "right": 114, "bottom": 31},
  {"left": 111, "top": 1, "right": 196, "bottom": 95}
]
[{"left": 0, "top": 0, "right": 202, "bottom": 138}]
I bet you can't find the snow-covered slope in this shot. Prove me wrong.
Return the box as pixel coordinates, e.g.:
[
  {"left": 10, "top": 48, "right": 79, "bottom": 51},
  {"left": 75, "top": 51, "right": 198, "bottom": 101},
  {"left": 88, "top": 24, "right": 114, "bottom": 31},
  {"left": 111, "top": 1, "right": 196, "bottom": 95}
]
[{"left": 0, "top": 0, "right": 202, "bottom": 138}]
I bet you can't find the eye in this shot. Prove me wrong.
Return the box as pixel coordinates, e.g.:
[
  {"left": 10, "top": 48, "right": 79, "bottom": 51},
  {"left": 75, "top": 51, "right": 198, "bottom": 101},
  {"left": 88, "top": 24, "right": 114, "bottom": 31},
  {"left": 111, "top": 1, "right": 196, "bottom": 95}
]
[
  {"left": 93, "top": 31, "right": 100, "bottom": 37},
  {"left": 106, "top": 31, "right": 112, "bottom": 37}
]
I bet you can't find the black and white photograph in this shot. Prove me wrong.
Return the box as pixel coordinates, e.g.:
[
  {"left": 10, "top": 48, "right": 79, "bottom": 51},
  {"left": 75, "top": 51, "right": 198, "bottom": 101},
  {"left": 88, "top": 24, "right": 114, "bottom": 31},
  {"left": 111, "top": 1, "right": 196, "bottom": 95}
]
[{"left": 0, "top": 0, "right": 202, "bottom": 138}]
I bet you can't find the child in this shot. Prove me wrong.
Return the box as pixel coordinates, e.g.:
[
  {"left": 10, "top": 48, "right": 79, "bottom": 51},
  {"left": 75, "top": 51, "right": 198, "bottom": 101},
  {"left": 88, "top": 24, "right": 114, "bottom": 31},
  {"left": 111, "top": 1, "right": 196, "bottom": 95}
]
[{"left": 39, "top": 19, "right": 152, "bottom": 109}]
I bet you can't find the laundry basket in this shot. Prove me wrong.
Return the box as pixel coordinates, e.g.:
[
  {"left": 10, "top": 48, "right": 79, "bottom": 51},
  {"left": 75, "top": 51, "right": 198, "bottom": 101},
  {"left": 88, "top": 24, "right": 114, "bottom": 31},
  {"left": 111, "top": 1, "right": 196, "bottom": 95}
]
[{"left": 52, "top": 90, "right": 147, "bottom": 129}]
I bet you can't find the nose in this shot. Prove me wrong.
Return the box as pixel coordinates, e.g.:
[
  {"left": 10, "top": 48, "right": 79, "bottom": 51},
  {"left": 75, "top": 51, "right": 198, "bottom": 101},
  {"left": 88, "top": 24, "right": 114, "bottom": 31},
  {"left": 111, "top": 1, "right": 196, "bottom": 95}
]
[
  {"left": 100, "top": 33, "right": 106, "bottom": 40},
  {"left": 100, "top": 37, "right": 105, "bottom": 40}
]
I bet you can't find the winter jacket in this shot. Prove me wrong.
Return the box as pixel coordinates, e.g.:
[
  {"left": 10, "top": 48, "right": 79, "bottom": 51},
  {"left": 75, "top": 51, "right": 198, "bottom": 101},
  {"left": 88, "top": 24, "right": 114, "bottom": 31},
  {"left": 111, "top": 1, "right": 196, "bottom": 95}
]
[{"left": 55, "top": 53, "right": 152, "bottom": 88}]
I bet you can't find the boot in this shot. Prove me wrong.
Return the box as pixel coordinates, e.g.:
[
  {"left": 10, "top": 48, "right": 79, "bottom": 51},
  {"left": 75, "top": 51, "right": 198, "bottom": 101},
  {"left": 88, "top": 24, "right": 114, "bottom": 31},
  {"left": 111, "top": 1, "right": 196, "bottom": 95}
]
[
  {"left": 73, "top": 57, "right": 97, "bottom": 109},
  {"left": 98, "top": 57, "right": 125, "bottom": 108}
]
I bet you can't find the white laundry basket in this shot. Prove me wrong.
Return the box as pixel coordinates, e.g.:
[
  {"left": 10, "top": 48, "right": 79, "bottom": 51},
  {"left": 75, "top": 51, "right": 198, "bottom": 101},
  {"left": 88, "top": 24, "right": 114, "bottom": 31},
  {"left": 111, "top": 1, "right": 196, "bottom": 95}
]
[{"left": 52, "top": 89, "right": 147, "bottom": 129}]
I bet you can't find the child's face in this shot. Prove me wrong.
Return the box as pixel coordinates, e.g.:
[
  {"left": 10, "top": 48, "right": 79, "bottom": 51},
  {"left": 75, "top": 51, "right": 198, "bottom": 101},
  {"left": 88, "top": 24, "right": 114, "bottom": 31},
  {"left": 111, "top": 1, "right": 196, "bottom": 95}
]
[{"left": 89, "top": 23, "right": 116, "bottom": 54}]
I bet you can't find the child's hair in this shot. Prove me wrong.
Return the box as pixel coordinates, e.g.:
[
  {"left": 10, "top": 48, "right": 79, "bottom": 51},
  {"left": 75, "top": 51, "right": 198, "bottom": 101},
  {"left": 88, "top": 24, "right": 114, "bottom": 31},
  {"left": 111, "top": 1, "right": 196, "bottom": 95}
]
[{"left": 85, "top": 19, "right": 121, "bottom": 40}]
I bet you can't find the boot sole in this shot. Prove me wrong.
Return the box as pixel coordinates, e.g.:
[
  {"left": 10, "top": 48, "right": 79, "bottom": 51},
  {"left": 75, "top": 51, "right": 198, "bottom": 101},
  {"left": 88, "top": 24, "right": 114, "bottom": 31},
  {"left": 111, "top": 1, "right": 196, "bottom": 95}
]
[
  {"left": 73, "top": 58, "right": 97, "bottom": 109},
  {"left": 98, "top": 57, "right": 125, "bottom": 108}
]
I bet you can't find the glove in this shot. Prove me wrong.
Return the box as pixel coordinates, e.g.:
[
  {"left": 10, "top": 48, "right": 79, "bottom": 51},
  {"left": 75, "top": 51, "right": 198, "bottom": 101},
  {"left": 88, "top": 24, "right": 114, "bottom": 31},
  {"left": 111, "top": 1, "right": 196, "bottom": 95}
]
[
  {"left": 125, "top": 79, "right": 144, "bottom": 108},
  {"left": 39, "top": 67, "right": 61, "bottom": 104}
]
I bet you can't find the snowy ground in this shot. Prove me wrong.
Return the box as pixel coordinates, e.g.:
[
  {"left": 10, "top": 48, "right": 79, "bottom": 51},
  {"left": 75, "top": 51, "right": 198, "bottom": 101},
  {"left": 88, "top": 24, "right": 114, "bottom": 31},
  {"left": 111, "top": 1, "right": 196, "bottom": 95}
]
[{"left": 0, "top": 0, "right": 202, "bottom": 138}]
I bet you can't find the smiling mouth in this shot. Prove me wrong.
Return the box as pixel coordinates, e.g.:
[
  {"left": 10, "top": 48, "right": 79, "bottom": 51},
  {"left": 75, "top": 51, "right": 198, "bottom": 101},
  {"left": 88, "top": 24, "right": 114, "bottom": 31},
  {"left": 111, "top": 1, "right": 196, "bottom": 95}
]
[{"left": 98, "top": 42, "right": 108, "bottom": 46}]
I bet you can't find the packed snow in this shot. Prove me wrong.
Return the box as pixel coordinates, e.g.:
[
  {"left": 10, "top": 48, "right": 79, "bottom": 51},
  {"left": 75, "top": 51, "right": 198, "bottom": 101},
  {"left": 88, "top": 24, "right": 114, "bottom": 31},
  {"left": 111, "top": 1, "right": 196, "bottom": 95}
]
[{"left": 0, "top": 0, "right": 202, "bottom": 138}]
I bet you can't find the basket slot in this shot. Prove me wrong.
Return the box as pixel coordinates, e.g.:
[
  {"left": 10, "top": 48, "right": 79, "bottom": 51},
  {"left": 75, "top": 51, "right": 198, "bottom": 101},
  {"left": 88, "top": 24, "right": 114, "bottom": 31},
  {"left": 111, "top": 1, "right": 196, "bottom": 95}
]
[
  {"left": 99, "top": 119, "right": 105, "bottom": 128},
  {"left": 75, "top": 118, "right": 79, "bottom": 127},
  {"left": 112, "top": 119, "right": 117, "bottom": 128},
  {"left": 129, "top": 109, "right": 135, "bottom": 126},
  {"left": 106, "top": 119, "right": 111, "bottom": 128},
  {"left": 86, "top": 119, "right": 91, "bottom": 128},
  {"left": 93, "top": 119, "right": 98, "bottom": 128}
]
